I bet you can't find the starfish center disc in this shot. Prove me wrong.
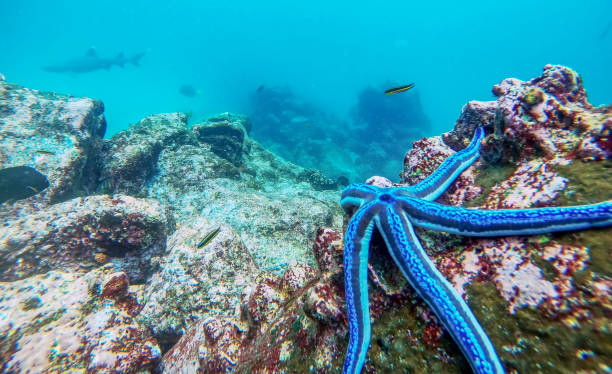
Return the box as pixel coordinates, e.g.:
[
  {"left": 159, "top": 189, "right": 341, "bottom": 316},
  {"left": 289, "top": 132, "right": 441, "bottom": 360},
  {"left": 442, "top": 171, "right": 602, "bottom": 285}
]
[{"left": 378, "top": 193, "right": 394, "bottom": 202}]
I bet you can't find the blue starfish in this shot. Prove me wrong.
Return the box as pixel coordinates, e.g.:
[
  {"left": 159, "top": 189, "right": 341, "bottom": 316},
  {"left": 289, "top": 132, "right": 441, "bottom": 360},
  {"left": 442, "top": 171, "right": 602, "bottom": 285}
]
[{"left": 340, "top": 127, "right": 612, "bottom": 374}]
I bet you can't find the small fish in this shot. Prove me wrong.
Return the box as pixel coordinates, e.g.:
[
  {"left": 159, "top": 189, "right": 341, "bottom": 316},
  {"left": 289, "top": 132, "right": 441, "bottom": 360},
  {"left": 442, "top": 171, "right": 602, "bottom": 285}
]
[
  {"left": 336, "top": 175, "right": 350, "bottom": 187},
  {"left": 179, "top": 84, "right": 199, "bottom": 98},
  {"left": 0, "top": 166, "right": 49, "bottom": 204},
  {"left": 36, "top": 150, "right": 55, "bottom": 155},
  {"left": 256, "top": 85, "right": 264, "bottom": 93},
  {"left": 384, "top": 83, "right": 415, "bottom": 95},
  {"left": 197, "top": 227, "right": 221, "bottom": 248}
]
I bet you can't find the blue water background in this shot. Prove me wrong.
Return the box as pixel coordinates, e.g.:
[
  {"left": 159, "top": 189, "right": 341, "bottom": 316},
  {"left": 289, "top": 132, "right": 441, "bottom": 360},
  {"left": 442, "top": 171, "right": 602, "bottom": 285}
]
[{"left": 2, "top": 1, "right": 611, "bottom": 179}]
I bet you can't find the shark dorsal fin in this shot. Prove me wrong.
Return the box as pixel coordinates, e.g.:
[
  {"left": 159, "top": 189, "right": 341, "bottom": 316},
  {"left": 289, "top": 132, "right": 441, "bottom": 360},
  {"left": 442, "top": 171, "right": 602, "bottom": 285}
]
[{"left": 85, "top": 47, "right": 98, "bottom": 58}]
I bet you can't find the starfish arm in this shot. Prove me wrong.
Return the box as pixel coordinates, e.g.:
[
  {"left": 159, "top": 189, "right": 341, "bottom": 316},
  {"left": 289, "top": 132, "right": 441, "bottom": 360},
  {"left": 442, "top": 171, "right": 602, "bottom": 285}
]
[
  {"left": 377, "top": 204, "right": 504, "bottom": 374},
  {"left": 407, "top": 127, "right": 484, "bottom": 201},
  {"left": 343, "top": 201, "right": 380, "bottom": 374},
  {"left": 401, "top": 197, "right": 612, "bottom": 236},
  {"left": 341, "top": 183, "right": 380, "bottom": 212}
]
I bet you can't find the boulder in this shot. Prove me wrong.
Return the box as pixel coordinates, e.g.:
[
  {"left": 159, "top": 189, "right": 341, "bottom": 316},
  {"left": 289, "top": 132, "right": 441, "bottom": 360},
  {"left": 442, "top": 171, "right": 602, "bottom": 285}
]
[
  {"left": 0, "top": 80, "right": 106, "bottom": 222},
  {"left": 0, "top": 194, "right": 167, "bottom": 282},
  {"left": 138, "top": 218, "right": 259, "bottom": 349},
  {"left": 0, "top": 266, "right": 161, "bottom": 373},
  {"left": 99, "top": 112, "right": 192, "bottom": 195}
]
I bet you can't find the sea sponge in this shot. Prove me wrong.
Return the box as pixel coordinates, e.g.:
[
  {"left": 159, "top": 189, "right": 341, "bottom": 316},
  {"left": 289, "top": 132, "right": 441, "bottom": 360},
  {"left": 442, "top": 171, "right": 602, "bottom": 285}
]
[
  {"left": 94, "top": 252, "right": 109, "bottom": 264},
  {"left": 522, "top": 87, "right": 546, "bottom": 108}
]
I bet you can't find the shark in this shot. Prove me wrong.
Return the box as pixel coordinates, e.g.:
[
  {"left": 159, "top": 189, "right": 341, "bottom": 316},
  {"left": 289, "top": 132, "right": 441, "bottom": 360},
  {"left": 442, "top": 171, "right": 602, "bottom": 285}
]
[{"left": 43, "top": 48, "right": 145, "bottom": 74}]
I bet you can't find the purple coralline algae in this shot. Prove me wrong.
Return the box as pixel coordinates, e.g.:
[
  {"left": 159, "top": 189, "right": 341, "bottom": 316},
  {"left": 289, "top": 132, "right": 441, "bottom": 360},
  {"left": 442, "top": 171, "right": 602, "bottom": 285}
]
[
  {"left": 0, "top": 266, "right": 160, "bottom": 373},
  {"left": 0, "top": 194, "right": 167, "bottom": 282}
]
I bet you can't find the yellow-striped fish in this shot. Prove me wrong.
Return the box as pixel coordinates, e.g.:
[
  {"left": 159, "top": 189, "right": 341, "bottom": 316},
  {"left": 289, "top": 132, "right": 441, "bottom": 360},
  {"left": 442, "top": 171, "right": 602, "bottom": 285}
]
[
  {"left": 384, "top": 83, "right": 415, "bottom": 95},
  {"left": 197, "top": 227, "right": 221, "bottom": 248},
  {"left": 36, "top": 150, "right": 55, "bottom": 155}
]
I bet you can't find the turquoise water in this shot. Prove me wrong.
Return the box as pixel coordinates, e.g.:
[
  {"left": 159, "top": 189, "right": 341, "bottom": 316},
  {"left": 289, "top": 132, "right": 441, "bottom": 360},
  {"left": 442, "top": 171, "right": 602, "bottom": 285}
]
[{"left": 2, "top": 0, "right": 611, "bottom": 179}]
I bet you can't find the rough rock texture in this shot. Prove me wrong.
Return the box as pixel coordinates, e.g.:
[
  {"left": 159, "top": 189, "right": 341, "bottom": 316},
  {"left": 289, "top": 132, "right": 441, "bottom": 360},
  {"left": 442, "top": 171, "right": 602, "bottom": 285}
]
[
  {"left": 0, "top": 80, "right": 106, "bottom": 222},
  {"left": 0, "top": 80, "right": 341, "bottom": 373},
  {"left": 158, "top": 236, "right": 327, "bottom": 374},
  {"left": 0, "top": 194, "right": 167, "bottom": 282},
  {"left": 159, "top": 227, "right": 463, "bottom": 373},
  {"left": 98, "top": 113, "right": 342, "bottom": 272},
  {"left": 90, "top": 111, "right": 343, "bottom": 350},
  {"left": 160, "top": 66, "right": 612, "bottom": 373},
  {"left": 443, "top": 64, "right": 611, "bottom": 163},
  {"left": 128, "top": 113, "right": 344, "bottom": 271},
  {"left": 99, "top": 112, "right": 192, "bottom": 195},
  {"left": 0, "top": 265, "right": 160, "bottom": 373},
  {"left": 137, "top": 217, "right": 259, "bottom": 349},
  {"left": 192, "top": 112, "right": 248, "bottom": 166}
]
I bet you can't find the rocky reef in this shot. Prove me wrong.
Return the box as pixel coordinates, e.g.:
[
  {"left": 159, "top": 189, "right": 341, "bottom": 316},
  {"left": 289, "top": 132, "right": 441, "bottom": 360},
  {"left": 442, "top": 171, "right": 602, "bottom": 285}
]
[
  {"left": 1, "top": 64, "right": 610, "bottom": 373},
  {"left": 160, "top": 65, "right": 611, "bottom": 373},
  {"left": 248, "top": 84, "right": 431, "bottom": 183},
  {"left": 0, "top": 81, "right": 106, "bottom": 222},
  {"left": 0, "top": 77, "right": 342, "bottom": 372}
]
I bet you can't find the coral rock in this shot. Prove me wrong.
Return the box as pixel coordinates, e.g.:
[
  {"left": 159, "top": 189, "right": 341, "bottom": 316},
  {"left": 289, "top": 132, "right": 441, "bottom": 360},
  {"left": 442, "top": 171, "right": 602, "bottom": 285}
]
[
  {"left": 0, "top": 194, "right": 167, "bottom": 282},
  {"left": 0, "top": 266, "right": 160, "bottom": 373},
  {"left": 444, "top": 64, "right": 610, "bottom": 163},
  {"left": 101, "top": 271, "right": 129, "bottom": 299},
  {"left": 192, "top": 113, "right": 248, "bottom": 166},
  {"left": 0, "top": 80, "right": 106, "bottom": 222},
  {"left": 99, "top": 112, "right": 191, "bottom": 195},
  {"left": 137, "top": 218, "right": 259, "bottom": 349}
]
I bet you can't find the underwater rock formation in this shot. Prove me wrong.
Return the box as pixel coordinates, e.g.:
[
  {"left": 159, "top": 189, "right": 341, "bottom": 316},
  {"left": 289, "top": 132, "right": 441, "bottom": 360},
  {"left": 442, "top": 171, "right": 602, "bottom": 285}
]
[
  {"left": 1, "top": 65, "right": 609, "bottom": 373},
  {"left": 0, "top": 80, "right": 106, "bottom": 222},
  {"left": 248, "top": 86, "right": 366, "bottom": 183},
  {"left": 161, "top": 65, "right": 611, "bottom": 373},
  {"left": 192, "top": 112, "right": 249, "bottom": 166},
  {"left": 0, "top": 194, "right": 167, "bottom": 282},
  {"left": 99, "top": 112, "right": 192, "bottom": 195},
  {"left": 95, "top": 109, "right": 344, "bottom": 272},
  {"left": 137, "top": 114, "right": 343, "bottom": 270},
  {"left": 248, "top": 83, "right": 433, "bottom": 183},
  {"left": 444, "top": 64, "right": 611, "bottom": 163},
  {"left": 0, "top": 77, "right": 342, "bottom": 372},
  {"left": 137, "top": 217, "right": 259, "bottom": 350},
  {"left": 0, "top": 265, "right": 160, "bottom": 373}
]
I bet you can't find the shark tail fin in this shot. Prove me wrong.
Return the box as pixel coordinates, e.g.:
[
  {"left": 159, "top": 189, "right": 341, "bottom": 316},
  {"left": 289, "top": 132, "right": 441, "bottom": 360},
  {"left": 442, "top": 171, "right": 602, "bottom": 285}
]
[{"left": 130, "top": 52, "right": 145, "bottom": 67}]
